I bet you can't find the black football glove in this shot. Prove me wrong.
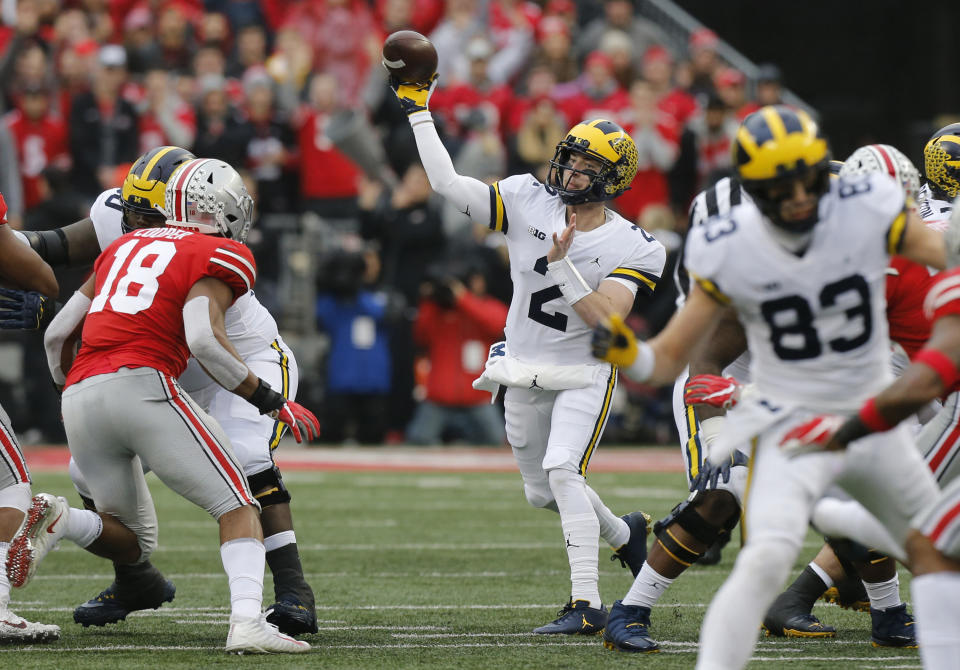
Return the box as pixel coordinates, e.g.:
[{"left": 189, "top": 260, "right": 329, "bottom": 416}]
[
  {"left": 389, "top": 73, "right": 438, "bottom": 116},
  {"left": 689, "top": 449, "right": 749, "bottom": 493},
  {"left": 0, "top": 287, "right": 58, "bottom": 330}
]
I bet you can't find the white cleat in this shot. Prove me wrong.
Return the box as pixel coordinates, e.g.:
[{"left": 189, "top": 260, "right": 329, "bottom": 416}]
[
  {"left": 225, "top": 613, "right": 311, "bottom": 654},
  {"left": 6, "top": 494, "right": 69, "bottom": 589},
  {"left": 0, "top": 607, "right": 60, "bottom": 644}
]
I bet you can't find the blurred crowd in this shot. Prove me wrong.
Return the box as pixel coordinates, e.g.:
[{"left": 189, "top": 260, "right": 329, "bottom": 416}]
[{"left": 0, "top": 0, "right": 787, "bottom": 446}]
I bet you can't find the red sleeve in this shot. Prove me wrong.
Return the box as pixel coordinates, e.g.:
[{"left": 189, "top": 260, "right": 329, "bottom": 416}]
[
  {"left": 925, "top": 268, "right": 960, "bottom": 322},
  {"left": 203, "top": 240, "right": 257, "bottom": 302},
  {"left": 456, "top": 292, "right": 508, "bottom": 339},
  {"left": 0, "top": 192, "right": 6, "bottom": 225}
]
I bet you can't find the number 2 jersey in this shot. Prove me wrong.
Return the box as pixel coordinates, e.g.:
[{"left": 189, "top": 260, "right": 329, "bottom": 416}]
[
  {"left": 684, "top": 172, "right": 909, "bottom": 413},
  {"left": 65, "top": 227, "right": 256, "bottom": 387},
  {"left": 489, "top": 174, "right": 666, "bottom": 365}
]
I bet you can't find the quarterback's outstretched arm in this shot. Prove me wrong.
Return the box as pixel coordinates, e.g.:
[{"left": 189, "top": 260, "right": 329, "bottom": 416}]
[
  {"left": 391, "top": 77, "right": 491, "bottom": 225},
  {"left": 410, "top": 116, "right": 491, "bottom": 224}
]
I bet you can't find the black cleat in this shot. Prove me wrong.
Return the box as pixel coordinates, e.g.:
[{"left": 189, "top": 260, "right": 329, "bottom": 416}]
[
  {"left": 74, "top": 577, "right": 176, "bottom": 627},
  {"left": 762, "top": 611, "right": 836, "bottom": 638},
  {"left": 610, "top": 511, "right": 651, "bottom": 577},
  {"left": 533, "top": 599, "right": 607, "bottom": 635},
  {"left": 602, "top": 600, "right": 659, "bottom": 652},
  {"left": 266, "top": 597, "right": 318, "bottom": 636},
  {"left": 870, "top": 604, "right": 917, "bottom": 648}
]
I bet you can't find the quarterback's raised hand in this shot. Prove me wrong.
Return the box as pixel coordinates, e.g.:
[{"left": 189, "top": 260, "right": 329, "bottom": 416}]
[
  {"left": 591, "top": 313, "right": 638, "bottom": 367},
  {"left": 689, "top": 449, "right": 748, "bottom": 493},
  {"left": 684, "top": 374, "right": 741, "bottom": 410},
  {"left": 274, "top": 401, "right": 321, "bottom": 444},
  {"left": 390, "top": 73, "right": 438, "bottom": 116},
  {"left": 779, "top": 415, "right": 846, "bottom": 456},
  {"left": 0, "top": 287, "right": 56, "bottom": 330}
]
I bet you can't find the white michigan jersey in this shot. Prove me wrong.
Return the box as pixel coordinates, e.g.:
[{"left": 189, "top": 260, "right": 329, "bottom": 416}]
[
  {"left": 89, "top": 188, "right": 281, "bottom": 371},
  {"left": 488, "top": 174, "right": 666, "bottom": 365},
  {"left": 918, "top": 183, "right": 954, "bottom": 230},
  {"left": 679, "top": 176, "right": 752, "bottom": 382},
  {"left": 684, "top": 172, "right": 909, "bottom": 413}
]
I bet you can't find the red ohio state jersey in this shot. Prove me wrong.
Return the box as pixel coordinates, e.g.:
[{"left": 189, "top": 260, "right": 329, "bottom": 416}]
[
  {"left": 66, "top": 227, "right": 256, "bottom": 387},
  {"left": 887, "top": 256, "right": 936, "bottom": 359}
]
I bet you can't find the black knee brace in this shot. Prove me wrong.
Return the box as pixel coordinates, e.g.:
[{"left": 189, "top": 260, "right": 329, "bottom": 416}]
[
  {"left": 247, "top": 466, "right": 292, "bottom": 508},
  {"left": 653, "top": 498, "right": 738, "bottom": 566}
]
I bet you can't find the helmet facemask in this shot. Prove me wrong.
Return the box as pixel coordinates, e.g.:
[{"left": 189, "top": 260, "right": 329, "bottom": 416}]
[
  {"left": 742, "top": 161, "right": 831, "bottom": 234},
  {"left": 546, "top": 119, "right": 638, "bottom": 205},
  {"left": 547, "top": 144, "right": 612, "bottom": 205}
]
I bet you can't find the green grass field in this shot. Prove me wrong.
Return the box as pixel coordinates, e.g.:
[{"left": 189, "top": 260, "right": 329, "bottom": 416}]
[{"left": 8, "top": 468, "right": 921, "bottom": 669}]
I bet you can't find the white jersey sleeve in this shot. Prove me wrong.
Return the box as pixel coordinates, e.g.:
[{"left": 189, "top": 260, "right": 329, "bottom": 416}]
[
  {"left": 89, "top": 188, "right": 125, "bottom": 251},
  {"left": 918, "top": 183, "right": 954, "bottom": 231},
  {"left": 488, "top": 173, "right": 553, "bottom": 239}
]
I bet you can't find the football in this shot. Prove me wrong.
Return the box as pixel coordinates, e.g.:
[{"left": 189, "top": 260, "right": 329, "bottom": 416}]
[{"left": 381, "top": 30, "right": 438, "bottom": 84}]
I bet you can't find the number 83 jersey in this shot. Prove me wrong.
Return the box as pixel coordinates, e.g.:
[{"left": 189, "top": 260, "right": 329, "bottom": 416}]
[
  {"left": 490, "top": 174, "right": 666, "bottom": 366},
  {"left": 684, "top": 172, "right": 909, "bottom": 413},
  {"left": 65, "top": 227, "right": 256, "bottom": 388}
]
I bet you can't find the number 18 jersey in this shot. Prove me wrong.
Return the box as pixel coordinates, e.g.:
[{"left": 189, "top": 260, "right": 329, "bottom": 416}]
[
  {"left": 684, "top": 173, "right": 908, "bottom": 413},
  {"left": 65, "top": 228, "right": 256, "bottom": 387},
  {"left": 489, "top": 174, "right": 666, "bottom": 365}
]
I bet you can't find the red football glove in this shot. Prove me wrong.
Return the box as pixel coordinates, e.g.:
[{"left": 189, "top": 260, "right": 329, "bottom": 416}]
[
  {"left": 274, "top": 401, "right": 321, "bottom": 443},
  {"left": 684, "top": 374, "right": 742, "bottom": 409},
  {"left": 779, "top": 415, "right": 845, "bottom": 456}
]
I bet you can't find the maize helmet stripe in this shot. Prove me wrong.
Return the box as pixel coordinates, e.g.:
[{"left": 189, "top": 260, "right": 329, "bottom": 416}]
[
  {"left": 760, "top": 106, "right": 786, "bottom": 143},
  {"left": 121, "top": 146, "right": 195, "bottom": 222},
  {"left": 564, "top": 121, "right": 623, "bottom": 163},
  {"left": 136, "top": 146, "right": 177, "bottom": 187},
  {"left": 736, "top": 107, "right": 828, "bottom": 181}
]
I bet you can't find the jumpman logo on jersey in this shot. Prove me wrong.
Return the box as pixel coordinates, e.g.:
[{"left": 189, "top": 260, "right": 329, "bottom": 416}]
[
  {"left": 591, "top": 257, "right": 601, "bottom": 267},
  {"left": 529, "top": 375, "right": 543, "bottom": 390},
  {"left": 565, "top": 535, "right": 579, "bottom": 548},
  {"left": 460, "top": 204, "right": 471, "bottom": 217}
]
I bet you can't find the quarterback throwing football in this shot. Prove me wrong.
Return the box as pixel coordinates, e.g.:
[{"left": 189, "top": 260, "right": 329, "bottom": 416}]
[{"left": 390, "top": 70, "right": 665, "bottom": 633}]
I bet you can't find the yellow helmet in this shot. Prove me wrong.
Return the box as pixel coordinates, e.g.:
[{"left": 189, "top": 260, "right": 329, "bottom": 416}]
[
  {"left": 120, "top": 145, "right": 195, "bottom": 232},
  {"left": 734, "top": 105, "right": 831, "bottom": 232},
  {"left": 923, "top": 123, "right": 960, "bottom": 200},
  {"left": 547, "top": 119, "right": 638, "bottom": 205}
]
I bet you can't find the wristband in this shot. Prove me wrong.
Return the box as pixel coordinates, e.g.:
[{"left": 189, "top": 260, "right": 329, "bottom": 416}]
[
  {"left": 38, "top": 300, "right": 60, "bottom": 330},
  {"left": 832, "top": 415, "right": 870, "bottom": 446},
  {"left": 858, "top": 397, "right": 895, "bottom": 433},
  {"left": 247, "top": 379, "right": 286, "bottom": 416},
  {"left": 626, "top": 341, "right": 655, "bottom": 381},
  {"left": 913, "top": 347, "right": 960, "bottom": 390},
  {"left": 408, "top": 110, "right": 433, "bottom": 127},
  {"left": 547, "top": 256, "right": 592, "bottom": 305}
]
